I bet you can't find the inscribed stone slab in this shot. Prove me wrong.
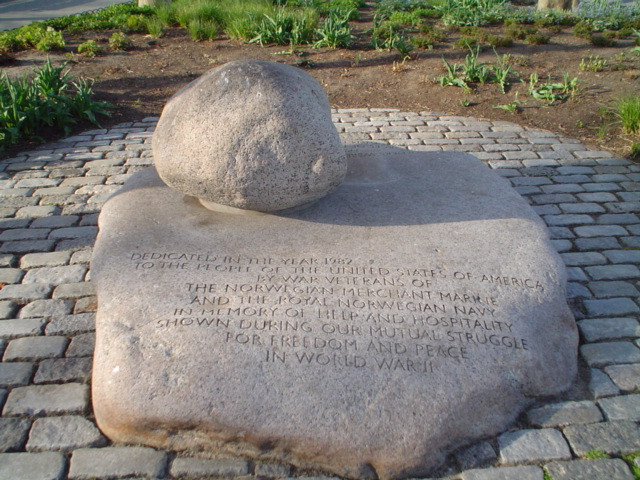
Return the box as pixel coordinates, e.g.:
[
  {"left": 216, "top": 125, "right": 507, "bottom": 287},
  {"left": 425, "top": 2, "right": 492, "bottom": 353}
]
[{"left": 91, "top": 145, "right": 578, "bottom": 479}]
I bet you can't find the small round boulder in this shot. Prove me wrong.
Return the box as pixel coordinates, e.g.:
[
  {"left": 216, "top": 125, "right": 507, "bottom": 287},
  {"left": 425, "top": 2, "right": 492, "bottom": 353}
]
[{"left": 153, "top": 60, "right": 347, "bottom": 212}]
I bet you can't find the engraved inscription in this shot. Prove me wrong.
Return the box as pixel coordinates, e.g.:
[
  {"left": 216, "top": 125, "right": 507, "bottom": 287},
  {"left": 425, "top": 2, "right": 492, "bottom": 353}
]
[{"left": 130, "top": 253, "right": 541, "bottom": 374}]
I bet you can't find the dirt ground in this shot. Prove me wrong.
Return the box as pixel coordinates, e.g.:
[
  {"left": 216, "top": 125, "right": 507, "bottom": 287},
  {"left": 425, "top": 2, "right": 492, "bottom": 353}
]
[{"left": 2, "top": 6, "right": 640, "bottom": 160}]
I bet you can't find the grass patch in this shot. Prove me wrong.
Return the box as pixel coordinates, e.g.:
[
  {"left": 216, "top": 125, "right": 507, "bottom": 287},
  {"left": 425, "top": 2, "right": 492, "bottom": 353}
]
[
  {"left": 0, "top": 59, "right": 111, "bottom": 150},
  {"left": 585, "top": 449, "right": 610, "bottom": 459},
  {"left": 615, "top": 95, "right": 640, "bottom": 134}
]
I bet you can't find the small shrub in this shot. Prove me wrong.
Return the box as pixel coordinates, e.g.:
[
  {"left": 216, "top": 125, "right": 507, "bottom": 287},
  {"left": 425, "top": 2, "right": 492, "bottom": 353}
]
[
  {"left": 77, "top": 40, "right": 103, "bottom": 57},
  {"left": 506, "top": 24, "right": 536, "bottom": 39},
  {"left": 526, "top": 32, "right": 550, "bottom": 45},
  {"left": 125, "top": 14, "right": 148, "bottom": 33},
  {"left": 616, "top": 95, "right": 640, "bottom": 134},
  {"left": 314, "top": 13, "right": 354, "bottom": 48},
  {"left": 573, "top": 21, "right": 594, "bottom": 38},
  {"left": 145, "top": 17, "right": 165, "bottom": 38},
  {"left": 455, "top": 36, "right": 479, "bottom": 49},
  {"left": 590, "top": 33, "right": 616, "bottom": 47},
  {"left": 35, "top": 29, "right": 66, "bottom": 51},
  {"left": 486, "top": 34, "right": 513, "bottom": 47},
  {"left": 0, "top": 59, "right": 111, "bottom": 149},
  {"left": 109, "top": 32, "right": 133, "bottom": 50},
  {"left": 413, "top": 27, "right": 446, "bottom": 48}
]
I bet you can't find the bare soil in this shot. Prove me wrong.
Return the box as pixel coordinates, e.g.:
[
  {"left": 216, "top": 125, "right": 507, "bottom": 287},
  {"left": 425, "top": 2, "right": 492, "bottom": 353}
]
[{"left": 2, "top": 6, "right": 640, "bottom": 160}]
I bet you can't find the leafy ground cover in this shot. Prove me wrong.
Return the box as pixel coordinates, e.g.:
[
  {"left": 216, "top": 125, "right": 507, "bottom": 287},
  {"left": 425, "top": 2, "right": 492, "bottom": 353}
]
[{"left": 0, "top": 0, "right": 639, "bottom": 159}]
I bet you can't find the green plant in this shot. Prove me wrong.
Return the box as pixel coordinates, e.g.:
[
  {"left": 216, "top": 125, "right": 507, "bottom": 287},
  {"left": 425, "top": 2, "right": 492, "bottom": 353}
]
[
  {"left": 436, "top": 0, "right": 508, "bottom": 26},
  {"left": 543, "top": 470, "right": 553, "bottom": 480},
  {"left": 77, "top": 40, "right": 103, "bottom": 57},
  {"left": 0, "top": 59, "right": 111, "bottom": 149},
  {"left": 630, "top": 142, "right": 640, "bottom": 162},
  {"left": 493, "top": 94, "right": 521, "bottom": 112},
  {"left": 492, "top": 52, "right": 514, "bottom": 93},
  {"left": 36, "top": 29, "right": 66, "bottom": 51},
  {"left": 412, "top": 27, "right": 446, "bottom": 48},
  {"left": 435, "top": 58, "right": 470, "bottom": 90},
  {"left": 460, "top": 98, "right": 472, "bottom": 106},
  {"left": 145, "top": 17, "right": 165, "bottom": 38},
  {"left": 580, "top": 54, "right": 607, "bottom": 71},
  {"left": 486, "top": 34, "right": 513, "bottom": 47},
  {"left": 462, "top": 45, "right": 490, "bottom": 82},
  {"left": 528, "top": 72, "right": 577, "bottom": 104},
  {"left": 372, "top": 21, "right": 414, "bottom": 56},
  {"left": 590, "top": 32, "right": 616, "bottom": 46},
  {"left": 574, "top": 21, "right": 594, "bottom": 38},
  {"left": 506, "top": 24, "right": 537, "bottom": 40},
  {"left": 615, "top": 95, "right": 640, "bottom": 133},
  {"left": 455, "top": 36, "right": 479, "bottom": 49},
  {"left": 188, "top": 18, "right": 218, "bottom": 40},
  {"left": 525, "top": 32, "right": 550, "bottom": 45},
  {"left": 585, "top": 450, "right": 610, "bottom": 459},
  {"left": 109, "top": 32, "right": 133, "bottom": 50},
  {"left": 621, "top": 451, "right": 640, "bottom": 480},
  {"left": 248, "top": 10, "right": 317, "bottom": 45},
  {"left": 314, "top": 12, "right": 354, "bottom": 48}
]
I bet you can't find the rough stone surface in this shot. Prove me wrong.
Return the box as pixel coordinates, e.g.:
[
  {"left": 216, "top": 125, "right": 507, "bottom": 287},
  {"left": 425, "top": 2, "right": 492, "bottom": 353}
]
[
  {"left": 91, "top": 148, "right": 577, "bottom": 479},
  {"left": 599, "top": 394, "right": 640, "bottom": 421},
  {"left": 498, "top": 429, "right": 571, "bottom": 464},
  {"left": 68, "top": 446, "right": 166, "bottom": 479},
  {"left": 0, "top": 417, "right": 30, "bottom": 452},
  {"left": 526, "top": 401, "right": 602, "bottom": 427},
  {"left": 455, "top": 441, "right": 497, "bottom": 470},
  {"left": 2, "top": 383, "right": 88, "bottom": 416},
  {"left": 546, "top": 459, "right": 635, "bottom": 479},
  {"left": 563, "top": 421, "right": 640, "bottom": 456},
  {"left": 461, "top": 465, "right": 543, "bottom": 480},
  {"left": 169, "top": 457, "right": 250, "bottom": 477},
  {"left": 26, "top": 416, "right": 106, "bottom": 451},
  {"left": 0, "top": 362, "right": 33, "bottom": 387},
  {"left": 0, "top": 451, "right": 65, "bottom": 480},
  {"left": 153, "top": 60, "right": 347, "bottom": 212},
  {"left": 604, "top": 364, "right": 640, "bottom": 391}
]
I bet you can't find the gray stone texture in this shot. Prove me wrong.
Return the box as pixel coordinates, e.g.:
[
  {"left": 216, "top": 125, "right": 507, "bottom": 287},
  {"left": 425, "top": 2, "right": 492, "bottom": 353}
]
[
  {"left": 154, "top": 60, "right": 347, "bottom": 212},
  {"left": 604, "top": 363, "right": 640, "bottom": 391},
  {"left": 0, "top": 417, "right": 30, "bottom": 452},
  {"left": 455, "top": 441, "right": 497, "bottom": 470},
  {"left": 92, "top": 150, "right": 577, "bottom": 479},
  {"left": 0, "top": 361, "right": 33, "bottom": 386},
  {"left": 581, "top": 342, "right": 640, "bottom": 367},
  {"left": 526, "top": 401, "right": 602, "bottom": 427},
  {"left": 169, "top": 457, "right": 250, "bottom": 477},
  {"left": 599, "top": 394, "right": 640, "bottom": 421},
  {"left": 3, "top": 336, "right": 68, "bottom": 361},
  {"left": 45, "top": 313, "right": 95, "bottom": 336},
  {"left": 0, "top": 318, "right": 46, "bottom": 339},
  {"left": 0, "top": 451, "right": 65, "bottom": 480},
  {"left": 461, "top": 465, "right": 543, "bottom": 480},
  {"left": 26, "top": 416, "right": 106, "bottom": 451},
  {"left": 563, "top": 421, "right": 640, "bottom": 456},
  {"left": 544, "top": 459, "right": 634, "bottom": 480},
  {"left": 2, "top": 383, "right": 88, "bottom": 416},
  {"left": 68, "top": 446, "right": 166, "bottom": 479},
  {"left": 22, "top": 265, "right": 87, "bottom": 285},
  {"left": 578, "top": 318, "right": 640, "bottom": 342},
  {"left": 18, "top": 299, "right": 73, "bottom": 318},
  {"left": 498, "top": 429, "right": 571, "bottom": 464},
  {"left": 589, "top": 368, "right": 621, "bottom": 398}
]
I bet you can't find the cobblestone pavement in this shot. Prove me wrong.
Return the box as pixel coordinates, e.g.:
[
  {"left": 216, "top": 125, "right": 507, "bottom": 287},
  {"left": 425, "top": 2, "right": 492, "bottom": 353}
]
[{"left": 0, "top": 109, "right": 639, "bottom": 480}]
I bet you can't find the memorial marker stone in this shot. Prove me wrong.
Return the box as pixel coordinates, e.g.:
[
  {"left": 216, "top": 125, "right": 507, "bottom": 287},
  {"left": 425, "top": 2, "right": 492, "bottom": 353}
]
[{"left": 92, "top": 61, "right": 578, "bottom": 479}]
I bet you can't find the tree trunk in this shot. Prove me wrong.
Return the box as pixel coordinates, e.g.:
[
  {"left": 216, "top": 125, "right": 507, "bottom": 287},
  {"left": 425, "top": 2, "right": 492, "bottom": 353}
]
[
  {"left": 537, "top": 0, "right": 579, "bottom": 10},
  {"left": 138, "top": 0, "right": 162, "bottom": 6}
]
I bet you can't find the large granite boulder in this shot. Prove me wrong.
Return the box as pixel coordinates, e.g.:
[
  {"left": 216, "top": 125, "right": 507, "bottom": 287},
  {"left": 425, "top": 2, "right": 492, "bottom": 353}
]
[
  {"left": 152, "top": 60, "right": 347, "bottom": 212},
  {"left": 91, "top": 145, "right": 578, "bottom": 479}
]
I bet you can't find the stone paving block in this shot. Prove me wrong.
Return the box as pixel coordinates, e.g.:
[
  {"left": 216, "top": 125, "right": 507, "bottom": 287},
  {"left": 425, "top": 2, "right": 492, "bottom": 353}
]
[
  {"left": 0, "top": 319, "right": 46, "bottom": 339},
  {"left": 3, "top": 336, "right": 68, "bottom": 361},
  {"left": 578, "top": 318, "right": 640, "bottom": 342},
  {"left": 578, "top": 192, "right": 619, "bottom": 202},
  {"left": 549, "top": 227, "right": 575, "bottom": 239},
  {"left": 35, "top": 357, "right": 92, "bottom": 383},
  {"left": 583, "top": 298, "right": 640, "bottom": 317},
  {"left": 22, "top": 264, "right": 87, "bottom": 284},
  {"left": 526, "top": 401, "right": 603, "bottom": 427},
  {"left": 68, "top": 446, "right": 167, "bottom": 479},
  {"left": 0, "top": 362, "right": 33, "bottom": 386},
  {"left": 52, "top": 282, "right": 95, "bottom": 299},
  {"left": 550, "top": 239, "right": 572, "bottom": 252},
  {"left": 255, "top": 462, "right": 292, "bottom": 477},
  {"left": 563, "top": 421, "right": 640, "bottom": 456},
  {"left": 575, "top": 225, "right": 629, "bottom": 237},
  {"left": 0, "top": 417, "right": 30, "bottom": 452},
  {"left": 598, "top": 213, "right": 640, "bottom": 225},
  {"left": 567, "top": 282, "right": 591, "bottom": 298},
  {"left": 70, "top": 250, "right": 92, "bottom": 264},
  {"left": 606, "top": 202, "right": 640, "bottom": 214},
  {"left": 544, "top": 459, "right": 634, "bottom": 480},
  {"left": 3, "top": 383, "right": 88, "bottom": 416},
  {"left": 545, "top": 215, "right": 595, "bottom": 226},
  {"left": 20, "top": 251, "right": 72, "bottom": 268},
  {"left": 0, "top": 268, "right": 24, "bottom": 284},
  {"left": 498, "top": 429, "right": 570, "bottom": 464},
  {"left": 45, "top": 312, "right": 95, "bottom": 336},
  {"left": 27, "top": 416, "right": 106, "bottom": 452},
  {"left": 15, "top": 178, "right": 59, "bottom": 188},
  {"left": 604, "top": 364, "right": 640, "bottom": 391},
  {"left": 66, "top": 333, "right": 95, "bottom": 357},
  {"left": 0, "top": 218, "right": 30, "bottom": 229},
  {"left": 621, "top": 236, "right": 640, "bottom": 247},
  {"left": 30, "top": 215, "right": 79, "bottom": 229},
  {"left": 0, "top": 255, "right": 15, "bottom": 268},
  {"left": 15, "top": 205, "right": 61, "bottom": 218},
  {"left": 0, "top": 301, "right": 16, "bottom": 319},
  {"left": 170, "top": 457, "right": 250, "bottom": 477},
  {"left": 581, "top": 341, "right": 640, "bottom": 367},
  {"left": 48, "top": 226, "right": 98, "bottom": 240},
  {"left": 539, "top": 184, "right": 583, "bottom": 194},
  {"left": 560, "top": 252, "right": 607, "bottom": 266},
  {"left": 72, "top": 296, "right": 96, "bottom": 314},
  {"left": 588, "top": 281, "right": 639, "bottom": 298},
  {"left": 0, "top": 228, "right": 49, "bottom": 241},
  {"left": 566, "top": 267, "right": 588, "bottom": 282},
  {"left": 559, "top": 203, "right": 605, "bottom": 214},
  {"left": 0, "top": 451, "right": 65, "bottom": 480},
  {"left": 455, "top": 441, "right": 497, "bottom": 470},
  {"left": 532, "top": 193, "right": 577, "bottom": 204},
  {"left": 604, "top": 249, "right": 640, "bottom": 264},
  {"left": 599, "top": 394, "right": 640, "bottom": 421},
  {"left": 19, "top": 299, "right": 73, "bottom": 318},
  {"left": 461, "top": 465, "right": 543, "bottom": 480}
]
